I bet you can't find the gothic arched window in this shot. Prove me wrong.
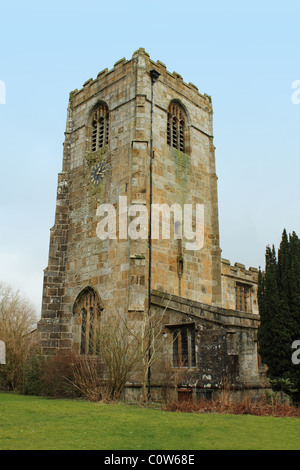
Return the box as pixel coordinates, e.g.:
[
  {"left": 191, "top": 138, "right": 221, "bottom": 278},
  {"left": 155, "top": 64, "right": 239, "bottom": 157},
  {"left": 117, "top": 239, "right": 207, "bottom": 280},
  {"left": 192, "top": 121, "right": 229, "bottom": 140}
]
[
  {"left": 73, "top": 288, "right": 102, "bottom": 355},
  {"left": 91, "top": 103, "right": 109, "bottom": 152},
  {"left": 167, "top": 102, "right": 186, "bottom": 152}
]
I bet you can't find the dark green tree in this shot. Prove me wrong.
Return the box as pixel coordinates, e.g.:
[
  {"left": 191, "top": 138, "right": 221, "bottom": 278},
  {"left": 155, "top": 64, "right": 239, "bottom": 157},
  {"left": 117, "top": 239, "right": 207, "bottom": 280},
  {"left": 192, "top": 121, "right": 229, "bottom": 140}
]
[
  {"left": 258, "top": 230, "right": 300, "bottom": 401},
  {"left": 288, "top": 232, "right": 300, "bottom": 334},
  {"left": 287, "top": 232, "right": 300, "bottom": 393}
]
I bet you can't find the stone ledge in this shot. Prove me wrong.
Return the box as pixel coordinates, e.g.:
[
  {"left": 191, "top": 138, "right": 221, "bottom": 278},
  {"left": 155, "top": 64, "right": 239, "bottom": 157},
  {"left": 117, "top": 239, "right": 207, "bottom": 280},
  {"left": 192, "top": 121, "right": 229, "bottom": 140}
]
[{"left": 151, "top": 290, "right": 260, "bottom": 330}]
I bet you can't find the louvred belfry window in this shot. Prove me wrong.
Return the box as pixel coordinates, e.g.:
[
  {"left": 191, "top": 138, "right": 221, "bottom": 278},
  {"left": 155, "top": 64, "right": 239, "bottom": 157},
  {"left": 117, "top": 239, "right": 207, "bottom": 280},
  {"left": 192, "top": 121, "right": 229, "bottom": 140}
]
[
  {"left": 167, "top": 102, "right": 186, "bottom": 152},
  {"left": 91, "top": 104, "right": 109, "bottom": 152}
]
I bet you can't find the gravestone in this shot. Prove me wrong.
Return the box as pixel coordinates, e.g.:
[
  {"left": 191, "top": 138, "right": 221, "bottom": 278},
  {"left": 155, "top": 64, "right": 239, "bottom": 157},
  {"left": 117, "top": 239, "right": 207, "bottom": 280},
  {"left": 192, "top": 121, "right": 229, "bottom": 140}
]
[{"left": 0, "top": 340, "right": 6, "bottom": 364}]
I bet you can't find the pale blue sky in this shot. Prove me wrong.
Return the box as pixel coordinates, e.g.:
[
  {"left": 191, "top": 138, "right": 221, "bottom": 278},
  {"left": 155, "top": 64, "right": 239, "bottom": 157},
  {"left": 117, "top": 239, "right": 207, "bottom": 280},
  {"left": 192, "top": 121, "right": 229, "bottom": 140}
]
[{"left": 1, "top": 0, "right": 300, "bottom": 315}]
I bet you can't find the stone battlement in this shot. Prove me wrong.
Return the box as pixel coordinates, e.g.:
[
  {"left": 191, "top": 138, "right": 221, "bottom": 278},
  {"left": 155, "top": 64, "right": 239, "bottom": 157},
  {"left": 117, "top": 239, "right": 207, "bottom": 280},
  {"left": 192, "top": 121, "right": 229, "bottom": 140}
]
[
  {"left": 69, "top": 48, "right": 212, "bottom": 116},
  {"left": 221, "top": 259, "right": 259, "bottom": 314},
  {"left": 221, "top": 258, "right": 259, "bottom": 283}
]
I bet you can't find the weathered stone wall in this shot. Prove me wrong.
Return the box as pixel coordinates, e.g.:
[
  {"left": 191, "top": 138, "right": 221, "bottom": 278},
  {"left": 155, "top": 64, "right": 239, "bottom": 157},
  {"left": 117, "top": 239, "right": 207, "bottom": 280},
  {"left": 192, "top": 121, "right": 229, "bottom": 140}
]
[
  {"left": 39, "top": 53, "right": 144, "bottom": 353},
  {"left": 145, "top": 291, "right": 267, "bottom": 399},
  {"left": 145, "top": 52, "right": 222, "bottom": 306}
]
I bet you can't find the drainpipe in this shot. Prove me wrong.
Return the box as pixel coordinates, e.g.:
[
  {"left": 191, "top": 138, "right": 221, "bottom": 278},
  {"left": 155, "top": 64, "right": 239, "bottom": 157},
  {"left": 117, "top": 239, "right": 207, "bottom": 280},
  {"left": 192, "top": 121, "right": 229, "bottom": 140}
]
[{"left": 148, "top": 69, "right": 160, "bottom": 400}]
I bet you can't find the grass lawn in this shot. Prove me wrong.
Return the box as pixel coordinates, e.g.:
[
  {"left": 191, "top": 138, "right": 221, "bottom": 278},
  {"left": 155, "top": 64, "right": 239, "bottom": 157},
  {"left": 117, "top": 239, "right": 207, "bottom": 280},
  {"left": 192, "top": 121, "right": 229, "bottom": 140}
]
[{"left": 0, "top": 392, "right": 299, "bottom": 450}]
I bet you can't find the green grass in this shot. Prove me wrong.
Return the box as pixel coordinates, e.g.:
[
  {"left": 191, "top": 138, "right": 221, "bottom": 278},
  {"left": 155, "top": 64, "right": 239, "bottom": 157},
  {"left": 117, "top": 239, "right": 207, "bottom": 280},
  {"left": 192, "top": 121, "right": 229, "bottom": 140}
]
[{"left": 0, "top": 392, "right": 299, "bottom": 450}]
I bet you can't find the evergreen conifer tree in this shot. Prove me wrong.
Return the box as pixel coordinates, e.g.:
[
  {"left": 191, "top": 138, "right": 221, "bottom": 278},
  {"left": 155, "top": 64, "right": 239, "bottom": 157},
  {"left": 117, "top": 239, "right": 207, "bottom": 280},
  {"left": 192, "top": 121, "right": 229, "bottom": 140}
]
[
  {"left": 288, "top": 232, "right": 300, "bottom": 392},
  {"left": 258, "top": 229, "right": 300, "bottom": 400}
]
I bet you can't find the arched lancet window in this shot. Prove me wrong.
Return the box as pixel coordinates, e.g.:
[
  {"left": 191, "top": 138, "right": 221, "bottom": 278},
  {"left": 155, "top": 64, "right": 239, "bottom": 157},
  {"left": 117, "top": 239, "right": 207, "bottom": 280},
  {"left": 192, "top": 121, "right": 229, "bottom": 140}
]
[
  {"left": 73, "top": 287, "right": 102, "bottom": 355},
  {"left": 167, "top": 102, "right": 186, "bottom": 152},
  {"left": 91, "top": 103, "right": 109, "bottom": 152}
]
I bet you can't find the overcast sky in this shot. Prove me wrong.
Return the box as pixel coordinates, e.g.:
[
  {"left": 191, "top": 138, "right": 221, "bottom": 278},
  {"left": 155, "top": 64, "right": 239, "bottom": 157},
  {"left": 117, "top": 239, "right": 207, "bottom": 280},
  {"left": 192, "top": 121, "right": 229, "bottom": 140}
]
[{"left": 1, "top": 0, "right": 300, "bottom": 316}]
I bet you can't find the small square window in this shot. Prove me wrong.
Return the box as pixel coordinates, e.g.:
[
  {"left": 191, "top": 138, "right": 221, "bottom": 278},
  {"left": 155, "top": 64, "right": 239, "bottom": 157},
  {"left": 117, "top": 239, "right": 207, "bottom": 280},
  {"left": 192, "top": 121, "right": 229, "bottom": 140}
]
[
  {"left": 235, "top": 284, "right": 252, "bottom": 313},
  {"left": 173, "top": 326, "right": 196, "bottom": 368}
]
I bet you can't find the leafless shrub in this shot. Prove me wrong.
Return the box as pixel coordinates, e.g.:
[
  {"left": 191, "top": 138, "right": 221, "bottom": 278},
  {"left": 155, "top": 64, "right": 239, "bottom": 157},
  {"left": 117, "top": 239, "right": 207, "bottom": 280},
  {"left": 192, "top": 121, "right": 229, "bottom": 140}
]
[
  {"left": 164, "top": 396, "right": 300, "bottom": 417},
  {"left": 97, "top": 310, "right": 141, "bottom": 400},
  {"left": 126, "top": 304, "right": 173, "bottom": 403},
  {"left": 39, "top": 351, "right": 79, "bottom": 398},
  {"left": 40, "top": 351, "right": 108, "bottom": 401},
  {"left": 0, "top": 282, "right": 37, "bottom": 391},
  {"left": 68, "top": 355, "right": 107, "bottom": 402}
]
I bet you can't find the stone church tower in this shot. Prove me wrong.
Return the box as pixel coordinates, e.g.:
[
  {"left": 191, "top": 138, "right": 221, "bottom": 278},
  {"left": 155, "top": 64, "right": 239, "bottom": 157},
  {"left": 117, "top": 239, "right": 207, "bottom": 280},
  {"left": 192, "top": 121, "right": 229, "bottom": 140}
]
[{"left": 38, "top": 49, "right": 266, "bottom": 398}]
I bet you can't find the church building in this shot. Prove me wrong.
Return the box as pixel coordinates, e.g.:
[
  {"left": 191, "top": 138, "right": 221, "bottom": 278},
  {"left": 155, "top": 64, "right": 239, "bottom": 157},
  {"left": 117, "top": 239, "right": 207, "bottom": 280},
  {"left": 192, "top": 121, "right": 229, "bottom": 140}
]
[{"left": 38, "top": 49, "right": 267, "bottom": 400}]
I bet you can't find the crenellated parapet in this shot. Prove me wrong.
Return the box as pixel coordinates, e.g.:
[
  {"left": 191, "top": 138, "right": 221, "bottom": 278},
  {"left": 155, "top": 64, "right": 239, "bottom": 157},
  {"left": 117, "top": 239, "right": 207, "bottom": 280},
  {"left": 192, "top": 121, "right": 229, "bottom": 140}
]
[
  {"left": 221, "top": 258, "right": 259, "bottom": 315},
  {"left": 69, "top": 48, "right": 212, "bottom": 113}
]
